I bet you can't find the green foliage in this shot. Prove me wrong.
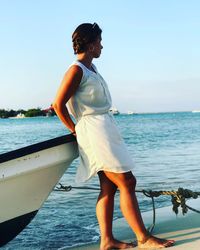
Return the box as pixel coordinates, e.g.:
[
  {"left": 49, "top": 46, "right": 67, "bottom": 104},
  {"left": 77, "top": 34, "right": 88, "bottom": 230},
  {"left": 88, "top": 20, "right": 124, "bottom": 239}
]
[
  {"left": 0, "top": 108, "right": 48, "bottom": 118},
  {"left": 0, "top": 109, "right": 17, "bottom": 118},
  {"left": 25, "top": 108, "right": 45, "bottom": 117}
]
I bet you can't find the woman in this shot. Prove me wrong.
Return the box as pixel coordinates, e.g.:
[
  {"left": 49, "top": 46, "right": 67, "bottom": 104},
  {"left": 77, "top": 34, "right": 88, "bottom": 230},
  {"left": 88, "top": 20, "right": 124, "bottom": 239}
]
[{"left": 53, "top": 23, "right": 174, "bottom": 250}]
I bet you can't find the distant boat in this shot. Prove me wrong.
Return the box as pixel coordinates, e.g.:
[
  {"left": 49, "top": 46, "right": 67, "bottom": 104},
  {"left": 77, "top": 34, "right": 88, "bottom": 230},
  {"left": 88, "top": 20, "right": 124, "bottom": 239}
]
[
  {"left": 127, "top": 111, "right": 135, "bottom": 115},
  {"left": 16, "top": 113, "right": 25, "bottom": 118},
  {"left": 9, "top": 113, "right": 25, "bottom": 119},
  {"left": 109, "top": 107, "right": 120, "bottom": 115},
  {"left": 192, "top": 110, "right": 200, "bottom": 113},
  {"left": 0, "top": 134, "right": 78, "bottom": 247}
]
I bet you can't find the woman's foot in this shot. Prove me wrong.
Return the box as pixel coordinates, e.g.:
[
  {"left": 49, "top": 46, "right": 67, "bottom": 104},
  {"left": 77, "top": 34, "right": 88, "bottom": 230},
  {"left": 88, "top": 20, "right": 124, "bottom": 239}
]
[
  {"left": 138, "top": 235, "right": 175, "bottom": 249},
  {"left": 100, "top": 238, "right": 137, "bottom": 250}
]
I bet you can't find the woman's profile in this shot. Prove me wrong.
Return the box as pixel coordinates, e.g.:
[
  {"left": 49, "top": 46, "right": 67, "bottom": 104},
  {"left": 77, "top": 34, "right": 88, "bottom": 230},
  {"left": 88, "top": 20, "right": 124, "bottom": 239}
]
[{"left": 53, "top": 22, "right": 175, "bottom": 249}]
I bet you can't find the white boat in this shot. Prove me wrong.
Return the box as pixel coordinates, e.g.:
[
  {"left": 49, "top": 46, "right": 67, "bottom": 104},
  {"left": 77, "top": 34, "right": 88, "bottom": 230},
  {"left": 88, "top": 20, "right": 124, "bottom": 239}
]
[
  {"left": 127, "top": 111, "right": 135, "bottom": 115},
  {"left": 16, "top": 113, "right": 25, "bottom": 118},
  {"left": 192, "top": 110, "right": 200, "bottom": 113},
  {"left": 60, "top": 198, "right": 200, "bottom": 250},
  {"left": 9, "top": 113, "right": 25, "bottom": 119},
  {"left": 0, "top": 134, "right": 78, "bottom": 247},
  {"left": 109, "top": 107, "right": 120, "bottom": 115}
]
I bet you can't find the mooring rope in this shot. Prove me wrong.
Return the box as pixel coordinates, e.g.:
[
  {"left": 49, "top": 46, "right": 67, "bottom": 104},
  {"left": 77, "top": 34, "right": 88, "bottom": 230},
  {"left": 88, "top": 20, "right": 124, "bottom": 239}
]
[{"left": 54, "top": 183, "right": 200, "bottom": 233}]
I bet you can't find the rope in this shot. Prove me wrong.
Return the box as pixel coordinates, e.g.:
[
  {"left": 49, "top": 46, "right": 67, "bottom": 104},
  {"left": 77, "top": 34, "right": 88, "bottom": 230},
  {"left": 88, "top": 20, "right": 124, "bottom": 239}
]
[
  {"left": 140, "top": 188, "right": 200, "bottom": 215},
  {"left": 54, "top": 184, "right": 200, "bottom": 234}
]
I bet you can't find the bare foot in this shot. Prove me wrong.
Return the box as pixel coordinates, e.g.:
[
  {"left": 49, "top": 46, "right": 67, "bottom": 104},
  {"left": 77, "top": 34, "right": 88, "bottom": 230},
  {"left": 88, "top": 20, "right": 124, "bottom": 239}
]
[
  {"left": 138, "top": 235, "right": 175, "bottom": 249},
  {"left": 100, "top": 238, "right": 137, "bottom": 250}
]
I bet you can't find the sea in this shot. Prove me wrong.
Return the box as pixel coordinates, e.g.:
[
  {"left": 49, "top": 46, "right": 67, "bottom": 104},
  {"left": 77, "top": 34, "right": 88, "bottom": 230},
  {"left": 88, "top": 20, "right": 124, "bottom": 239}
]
[{"left": 1, "top": 112, "right": 200, "bottom": 249}]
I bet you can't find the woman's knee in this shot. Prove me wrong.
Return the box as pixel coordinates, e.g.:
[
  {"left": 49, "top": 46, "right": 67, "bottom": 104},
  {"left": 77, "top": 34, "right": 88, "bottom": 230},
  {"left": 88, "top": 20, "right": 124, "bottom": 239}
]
[
  {"left": 98, "top": 171, "right": 117, "bottom": 197},
  {"left": 100, "top": 183, "right": 117, "bottom": 197},
  {"left": 101, "top": 170, "right": 136, "bottom": 192},
  {"left": 119, "top": 172, "right": 137, "bottom": 191}
]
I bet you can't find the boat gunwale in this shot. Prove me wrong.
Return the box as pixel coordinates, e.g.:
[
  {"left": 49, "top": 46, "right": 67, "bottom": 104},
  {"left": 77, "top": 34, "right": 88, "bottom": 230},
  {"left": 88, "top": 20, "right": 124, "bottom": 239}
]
[{"left": 0, "top": 134, "right": 77, "bottom": 164}]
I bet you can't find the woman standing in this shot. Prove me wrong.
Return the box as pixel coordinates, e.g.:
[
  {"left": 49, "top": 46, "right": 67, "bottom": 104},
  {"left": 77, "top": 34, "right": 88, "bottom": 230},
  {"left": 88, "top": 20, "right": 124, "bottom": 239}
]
[{"left": 53, "top": 23, "right": 174, "bottom": 250}]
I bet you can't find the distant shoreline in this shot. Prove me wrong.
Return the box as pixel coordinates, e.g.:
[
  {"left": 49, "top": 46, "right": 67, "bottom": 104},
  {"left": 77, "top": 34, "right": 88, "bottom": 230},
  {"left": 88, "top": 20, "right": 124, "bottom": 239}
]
[
  {"left": 0, "top": 108, "right": 56, "bottom": 119},
  {"left": 0, "top": 109, "right": 197, "bottom": 119}
]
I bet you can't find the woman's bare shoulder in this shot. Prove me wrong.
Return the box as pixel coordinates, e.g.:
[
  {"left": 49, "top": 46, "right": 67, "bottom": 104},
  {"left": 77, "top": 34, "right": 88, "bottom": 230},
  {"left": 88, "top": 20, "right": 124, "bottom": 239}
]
[{"left": 65, "top": 64, "right": 83, "bottom": 79}]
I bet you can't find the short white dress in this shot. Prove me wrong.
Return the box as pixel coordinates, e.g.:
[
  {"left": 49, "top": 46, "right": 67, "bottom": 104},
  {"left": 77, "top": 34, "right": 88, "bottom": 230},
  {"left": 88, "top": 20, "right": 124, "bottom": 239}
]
[{"left": 67, "top": 61, "right": 134, "bottom": 183}]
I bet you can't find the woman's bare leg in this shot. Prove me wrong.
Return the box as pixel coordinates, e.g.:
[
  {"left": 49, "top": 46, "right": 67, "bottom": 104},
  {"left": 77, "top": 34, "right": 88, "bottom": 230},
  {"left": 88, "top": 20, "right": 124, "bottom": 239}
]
[
  {"left": 97, "top": 171, "right": 136, "bottom": 250},
  {"left": 103, "top": 171, "right": 175, "bottom": 248}
]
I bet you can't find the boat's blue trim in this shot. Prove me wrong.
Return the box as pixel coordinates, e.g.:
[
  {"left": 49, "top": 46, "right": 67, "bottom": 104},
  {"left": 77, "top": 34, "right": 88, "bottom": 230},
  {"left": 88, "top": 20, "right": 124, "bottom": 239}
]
[
  {"left": 0, "top": 210, "right": 38, "bottom": 247},
  {"left": 0, "top": 134, "right": 77, "bottom": 164}
]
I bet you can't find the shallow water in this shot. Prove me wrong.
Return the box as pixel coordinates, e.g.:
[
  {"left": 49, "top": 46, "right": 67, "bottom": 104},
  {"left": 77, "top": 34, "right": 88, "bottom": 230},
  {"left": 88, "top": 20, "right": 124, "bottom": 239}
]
[{"left": 1, "top": 112, "right": 200, "bottom": 249}]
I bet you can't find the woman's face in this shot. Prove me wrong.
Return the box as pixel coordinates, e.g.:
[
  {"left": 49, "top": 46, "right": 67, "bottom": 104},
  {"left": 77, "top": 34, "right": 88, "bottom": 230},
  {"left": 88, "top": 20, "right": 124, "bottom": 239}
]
[{"left": 90, "top": 36, "right": 103, "bottom": 58}]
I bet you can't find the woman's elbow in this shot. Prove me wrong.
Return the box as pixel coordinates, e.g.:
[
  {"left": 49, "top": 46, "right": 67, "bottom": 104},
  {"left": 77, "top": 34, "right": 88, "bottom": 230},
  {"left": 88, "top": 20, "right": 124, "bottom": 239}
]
[
  {"left": 52, "top": 101, "right": 62, "bottom": 112},
  {"left": 52, "top": 101, "right": 66, "bottom": 112}
]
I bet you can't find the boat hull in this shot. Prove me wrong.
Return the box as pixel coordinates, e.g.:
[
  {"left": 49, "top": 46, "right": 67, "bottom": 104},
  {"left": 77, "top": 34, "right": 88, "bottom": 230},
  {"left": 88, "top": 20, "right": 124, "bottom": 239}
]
[
  {"left": 0, "top": 135, "right": 78, "bottom": 246},
  {"left": 0, "top": 210, "right": 38, "bottom": 247}
]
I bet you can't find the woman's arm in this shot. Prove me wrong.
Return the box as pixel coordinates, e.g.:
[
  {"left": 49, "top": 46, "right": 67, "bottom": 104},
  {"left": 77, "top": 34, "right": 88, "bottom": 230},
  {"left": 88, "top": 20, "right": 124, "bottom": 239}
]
[{"left": 53, "top": 65, "right": 83, "bottom": 134}]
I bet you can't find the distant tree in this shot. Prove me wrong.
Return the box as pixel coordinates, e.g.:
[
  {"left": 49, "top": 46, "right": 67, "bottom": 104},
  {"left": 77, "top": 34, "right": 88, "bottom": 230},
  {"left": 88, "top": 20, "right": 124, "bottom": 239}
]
[
  {"left": 0, "top": 108, "right": 49, "bottom": 118},
  {"left": 7, "top": 109, "right": 17, "bottom": 117},
  {"left": 16, "top": 109, "right": 26, "bottom": 115},
  {"left": 0, "top": 109, "right": 17, "bottom": 118},
  {"left": 0, "top": 109, "right": 9, "bottom": 118},
  {"left": 25, "top": 108, "right": 45, "bottom": 117}
]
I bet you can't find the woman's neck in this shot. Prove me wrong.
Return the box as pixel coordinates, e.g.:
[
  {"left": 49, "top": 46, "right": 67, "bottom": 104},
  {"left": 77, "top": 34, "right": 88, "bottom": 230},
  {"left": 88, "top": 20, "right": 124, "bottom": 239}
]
[{"left": 77, "top": 53, "right": 93, "bottom": 68}]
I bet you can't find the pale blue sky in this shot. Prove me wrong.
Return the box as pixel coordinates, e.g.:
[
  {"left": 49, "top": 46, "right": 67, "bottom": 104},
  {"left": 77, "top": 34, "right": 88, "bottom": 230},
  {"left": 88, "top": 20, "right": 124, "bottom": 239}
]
[{"left": 1, "top": 0, "right": 200, "bottom": 113}]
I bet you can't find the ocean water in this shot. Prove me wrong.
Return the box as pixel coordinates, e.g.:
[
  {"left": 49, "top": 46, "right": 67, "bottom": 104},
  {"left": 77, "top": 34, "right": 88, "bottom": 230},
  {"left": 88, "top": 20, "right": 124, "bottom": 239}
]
[{"left": 1, "top": 112, "right": 200, "bottom": 249}]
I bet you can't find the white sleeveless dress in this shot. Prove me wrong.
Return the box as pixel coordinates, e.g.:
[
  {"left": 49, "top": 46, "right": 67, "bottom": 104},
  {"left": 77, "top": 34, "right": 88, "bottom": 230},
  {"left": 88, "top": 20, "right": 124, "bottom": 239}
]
[{"left": 67, "top": 61, "right": 134, "bottom": 182}]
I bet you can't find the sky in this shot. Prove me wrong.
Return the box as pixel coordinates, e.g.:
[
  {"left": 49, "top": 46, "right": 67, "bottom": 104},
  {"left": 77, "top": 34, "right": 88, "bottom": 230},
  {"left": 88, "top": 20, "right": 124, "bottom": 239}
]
[{"left": 0, "top": 0, "right": 200, "bottom": 113}]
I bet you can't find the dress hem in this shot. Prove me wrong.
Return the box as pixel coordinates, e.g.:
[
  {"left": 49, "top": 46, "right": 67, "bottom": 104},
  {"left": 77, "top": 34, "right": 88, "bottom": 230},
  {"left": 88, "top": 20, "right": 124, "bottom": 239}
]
[{"left": 75, "top": 167, "right": 133, "bottom": 183}]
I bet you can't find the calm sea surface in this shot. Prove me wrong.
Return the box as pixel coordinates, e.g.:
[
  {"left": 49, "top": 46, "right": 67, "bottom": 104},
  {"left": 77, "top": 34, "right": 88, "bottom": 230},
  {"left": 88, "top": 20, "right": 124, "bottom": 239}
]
[{"left": 1, "top": 112, "right": 200, "bottom": 249}]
